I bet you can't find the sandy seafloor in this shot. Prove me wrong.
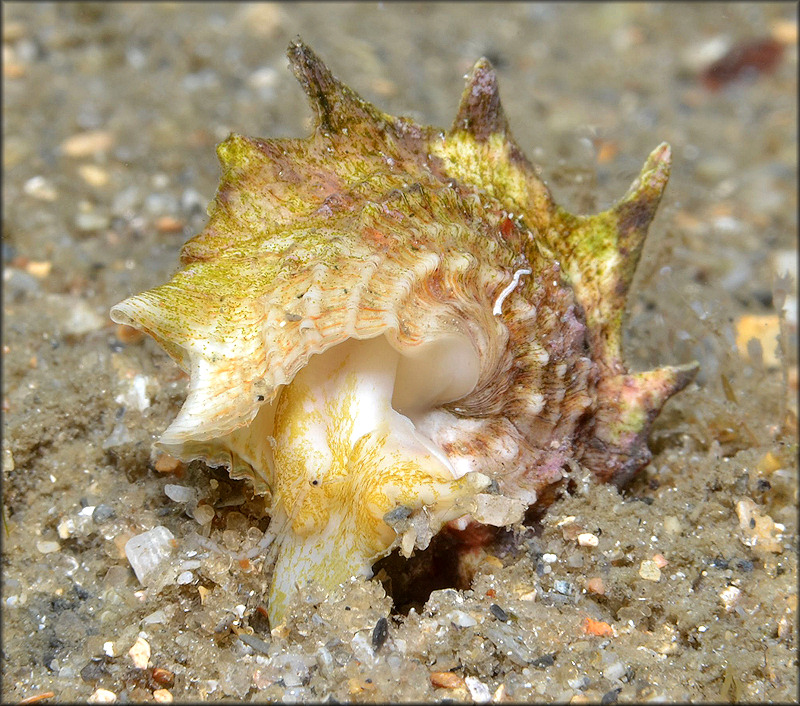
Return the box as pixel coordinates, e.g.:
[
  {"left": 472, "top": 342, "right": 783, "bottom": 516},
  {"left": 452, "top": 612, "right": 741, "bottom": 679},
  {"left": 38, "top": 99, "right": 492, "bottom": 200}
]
[{"left": 2, "top": 2, "right": 798, "bottom": 703}]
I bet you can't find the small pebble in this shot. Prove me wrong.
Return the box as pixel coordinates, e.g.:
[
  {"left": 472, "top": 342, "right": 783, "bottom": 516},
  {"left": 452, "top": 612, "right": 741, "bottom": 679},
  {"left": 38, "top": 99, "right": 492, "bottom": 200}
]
[
  {"left": 595, "top": 140, "right": 619, "bottom": 165},
  {"left": 464, "top": 676, "right": 491, "bottom": 703},
  {"left": 128, "top": 636, "right": 150, "bottom": 669},
  {"left": 176, "top": 570, "right": 194, "bottom": 585},
  {"left": 582, "top": 617, "right": 614, "bottom": 637},
  {"left": 78, "top": 163, "right": 110, "bottom": 187},
  {"left": 238, "top": 632, "right": 271, "bottom": 655},
  {"left": 603, "top": 661, "right": 626, "bottom": 681},
  {"left": 430, "top": 671, "right": 465, "bottom": 689},
  {"left": 756, "top": 451, "right": 782, "bottom": 474},
  {"left": 25, "top": 260, "right": 52, "bottom": 278},
  {"left": 23, "top": 175, "right": 58, "bottom": 201},
  {"left": 586, "top": 577, "right": 605, "bottom": 595},
  {"left": 652, "top": 553, "right": 669, "bottom": 569},
  {"left": 164, "top": 484, "right": 196, "bottom": 504},
  {"left": 371, "top": 616, "right": 388, "bottom": 650},
  {"left": 554, "top": 580, "right": 572, "bottom": 595},
  {"left": 577, "top": 532, "right": 599, "bottom": 547},
  {"left": 61, "top": 130, "right": 114, "bottom": 157},
  {"left": 36, "top": 540, "right": 61, "bottom": 554},
  {"left": 59, "top": 297, "right": 107, "bottom": 335},
  {"left": 92, "top": 504, "right": 116, "bottom": 524},
  {"left": 193, "top": 504, "right": 215, "bottom": 525},
  {"left": 472, "top": 493, "right": 525, "bottom": 526},
  {"left": 532, "top": 653, "right": 555, "bottom": 668},
  {"left": 75, "top": 211, "right": 110, "bottom": 232},
  {"left": 237, "top": 3, "right": 283, "bottom": 38},
  {"left": 57, "top": 517, "right": 74, "bottom": 539},
  {"left": 681, "top": 35, "right": 730, "bottom": 72},
  {"left": 151, "top": 667, "right": 175, "bottom": 688},
  {"left": 489, "top": 603, "right": 509, "bottom": 622},
  {"left": 719, "top": 585, "right": 741, "bottom": 612},
  {"left": 663, "top": 515, "right": 681, "bottom": 534},
  {"left": 483, "top": 554, "right": 503, "bottom": 570},
  {"left": 152, "top": 689, "right": 173, "bottom": 703},
  {"left": 450, "top": 609, "right": 479, "bottom": 626},
  {"left": 180, "top": 187, "right": 207, "bottom": 214},
  {"left": 124, "top": 526, "right": 175, "bottom": 585},
  {"left": 695, "top": 154, "right": 736, "bottom": 184},
  {"left": 250, "top": 605, "right": 271, "bottom": 635},
  {"left": 155, "top": 216, "right": 185, "bottom": 233},
  {"left": 222, "top": 529, "right": 242, "bottom": 551},
  {"left": 154, "top": 454, "right": 184, "bottom": 474},
  {"left": 248, "top": 66, "right": 279, "bottom": 93},
  {"left": 639, "top": 560, "right": 662, "bottom": 582},
  {"left": 88, "top": 688, "right": 117, "bottom": 704}
]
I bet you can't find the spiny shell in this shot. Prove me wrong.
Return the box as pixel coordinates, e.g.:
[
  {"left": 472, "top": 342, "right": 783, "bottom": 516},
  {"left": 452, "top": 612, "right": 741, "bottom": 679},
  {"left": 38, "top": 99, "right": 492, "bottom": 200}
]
[{"left": 111, "top": 40, "right": 698, "bottom": 623}]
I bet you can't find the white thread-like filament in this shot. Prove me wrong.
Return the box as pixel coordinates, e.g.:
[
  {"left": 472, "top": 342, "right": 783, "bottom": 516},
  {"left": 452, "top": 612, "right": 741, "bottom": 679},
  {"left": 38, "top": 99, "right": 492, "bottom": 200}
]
[{"left": 493, "top": 268, "right": 532, "bottom": 316}]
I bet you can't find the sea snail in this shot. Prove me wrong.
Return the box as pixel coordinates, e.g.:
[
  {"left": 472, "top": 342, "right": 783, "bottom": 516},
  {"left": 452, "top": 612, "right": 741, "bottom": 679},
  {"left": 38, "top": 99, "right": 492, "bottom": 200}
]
[{"left": 111, "top": 40, "right": 698, "bottom": 624}]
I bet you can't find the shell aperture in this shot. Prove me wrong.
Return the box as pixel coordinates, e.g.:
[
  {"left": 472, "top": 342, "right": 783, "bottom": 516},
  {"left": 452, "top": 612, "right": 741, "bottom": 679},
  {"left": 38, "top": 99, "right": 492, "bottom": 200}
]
[{"left": 266, "top": 336, "right": 490, "bottom": 623}]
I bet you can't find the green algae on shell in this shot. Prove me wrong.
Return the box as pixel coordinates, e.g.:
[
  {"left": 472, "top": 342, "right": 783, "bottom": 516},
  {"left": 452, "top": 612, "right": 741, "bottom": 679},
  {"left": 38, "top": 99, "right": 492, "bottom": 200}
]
[{"left": 110, "top": 39, "right": 698, "bottom": 625}]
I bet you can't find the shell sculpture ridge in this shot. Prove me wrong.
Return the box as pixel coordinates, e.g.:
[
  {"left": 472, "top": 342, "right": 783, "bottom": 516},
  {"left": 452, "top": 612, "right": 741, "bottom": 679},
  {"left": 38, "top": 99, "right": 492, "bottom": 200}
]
[{"left": 111, "top": 40, "right": 699, "bottom": 624}]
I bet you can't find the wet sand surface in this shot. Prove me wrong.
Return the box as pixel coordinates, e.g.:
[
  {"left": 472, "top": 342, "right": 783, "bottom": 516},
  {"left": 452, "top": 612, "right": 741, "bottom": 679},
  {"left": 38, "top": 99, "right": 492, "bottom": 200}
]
[{"left": 3, "top": 3, "right": 797, "bottom": 702}]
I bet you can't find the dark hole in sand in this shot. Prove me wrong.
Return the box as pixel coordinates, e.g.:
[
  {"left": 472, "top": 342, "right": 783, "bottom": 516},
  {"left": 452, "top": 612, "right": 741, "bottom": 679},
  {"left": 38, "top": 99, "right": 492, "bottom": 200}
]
[
  {"left": 375, "top": 478, "right": 569, "bottom": 615},
  {"left": 374, "top": 523, "right": 505, "bottom": 614}
]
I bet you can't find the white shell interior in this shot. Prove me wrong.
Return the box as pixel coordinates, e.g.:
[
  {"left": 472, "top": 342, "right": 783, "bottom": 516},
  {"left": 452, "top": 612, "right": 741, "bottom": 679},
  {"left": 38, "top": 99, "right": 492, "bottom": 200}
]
[{"left": 232, "top": 332, "right": 483, "bottom": 483}]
